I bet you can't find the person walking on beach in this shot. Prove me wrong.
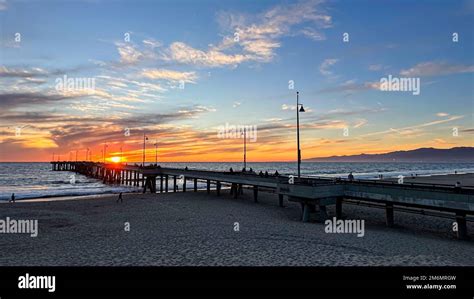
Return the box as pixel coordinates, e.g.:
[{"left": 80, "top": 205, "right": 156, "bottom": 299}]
[
  {"left": 117, "top": 192, "right": 123, "bottom": 203},
  {"left": 9, "top": 193, "right": 15, "bottom": 203},
  {"left": 348, "top": 172, "right": 354, "bottom": 181}
]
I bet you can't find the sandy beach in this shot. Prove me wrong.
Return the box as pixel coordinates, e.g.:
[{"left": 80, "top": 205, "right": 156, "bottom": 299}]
[{"left": 0, "top": 189, "right": 473, "bottom": 266}]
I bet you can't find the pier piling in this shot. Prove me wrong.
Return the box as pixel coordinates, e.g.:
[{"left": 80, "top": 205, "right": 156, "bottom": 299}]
[{"left": 386, "top": 203, "right": 394, "bottom": 227}]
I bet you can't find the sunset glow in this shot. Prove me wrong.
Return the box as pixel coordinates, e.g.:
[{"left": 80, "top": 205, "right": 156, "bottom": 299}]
[
  {"left": 0, "top": 0, "right": 472, "bottom": 162},
  {"left": 110, "top": 157, "right": 122, "bottom": 163}
]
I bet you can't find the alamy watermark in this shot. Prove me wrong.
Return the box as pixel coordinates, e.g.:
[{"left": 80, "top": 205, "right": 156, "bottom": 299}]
[
  {"left": 325, "top": 217, "right": 365, "bottom": 237},
  {"left": 379, "top": 75, "right": 420, "bottom": 95},
  {"left": 18, "top": 273, "right": 55, "bottom": 293},
  {"left": 55, "top": 75, "right": 95, "bottom": 94},
  {"left": 0, "top": 217, "right": 38, "bottom": 237},
  {"left": 217, "top": 123, "right": 258, "bottom": 142}
]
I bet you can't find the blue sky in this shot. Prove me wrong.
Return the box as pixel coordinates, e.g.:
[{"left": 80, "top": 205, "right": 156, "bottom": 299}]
[{"left": 0, "top": 0, "right": 473, "bottom": 162}]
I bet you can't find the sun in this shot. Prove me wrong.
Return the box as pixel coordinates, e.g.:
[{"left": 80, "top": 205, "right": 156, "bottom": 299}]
[{"left": 110, "top": 156, "right": 121, "bottom": 163}]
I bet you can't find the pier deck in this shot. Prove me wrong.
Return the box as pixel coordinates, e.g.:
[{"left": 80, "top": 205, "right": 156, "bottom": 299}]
[{"left": 51, "top": 161, "right": 474, "bottom": 239}]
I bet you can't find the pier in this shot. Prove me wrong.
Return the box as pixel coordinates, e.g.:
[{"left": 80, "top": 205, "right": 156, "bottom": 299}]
[{"left": 51, "top": 161, "right": 474, "bottom": 240}]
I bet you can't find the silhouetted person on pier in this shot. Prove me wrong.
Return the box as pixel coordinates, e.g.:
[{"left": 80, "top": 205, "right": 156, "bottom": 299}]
[
  {"left": 185, "top": 166, "right": 188, "bottom": 171},
  {"left": 264, "top": 171, "right": 269, "bottom": 177},
  {"left": 274, "top": 170, "right": 279, "bottom": 176},
  {"left": 259, "top": 171, "right": 263, "bottom": 177},
  {"left": 229, "top": 167, "right": 234, "bottom": 173},
  {"left": 9, "top": 193, "right": 15, "bottom": 203},
  {"left": 117, "top": 192, "right": 123, "bottom": 203},
  {"left": 348, "top": 172, "right": 354, "bottom": 181},
  {"left": 242, "top": 167, "right": 246, "bottom": 173},
  {"left": 249, "top": 168, "right": 254, "bottom": 173}
]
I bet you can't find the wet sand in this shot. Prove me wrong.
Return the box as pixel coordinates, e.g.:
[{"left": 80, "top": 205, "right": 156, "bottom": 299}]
[
  {"left": 384, "top": 173, "right": 474, "bottom": 186},
  {"left": 0, "top": 190, "right": 473, "bottom": 266}
]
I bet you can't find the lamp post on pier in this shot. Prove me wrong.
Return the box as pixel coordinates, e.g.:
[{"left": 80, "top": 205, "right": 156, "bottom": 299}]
[
  {"left": 296, "top": 91, "right": 305, "bottom": 178},
  {"left": 242, "top": 128, "right": 247, "bottom": 171},
  {"left": 142, "top": 133, "right": 148, "bottom": 167},
  {"left": 154, "top": 140, "right": 158, "bottom": 164}
]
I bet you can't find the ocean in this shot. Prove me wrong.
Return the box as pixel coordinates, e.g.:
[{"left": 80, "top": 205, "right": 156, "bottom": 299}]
[{"left": 1, "top": 162, "right": 473, "bottom": 201}]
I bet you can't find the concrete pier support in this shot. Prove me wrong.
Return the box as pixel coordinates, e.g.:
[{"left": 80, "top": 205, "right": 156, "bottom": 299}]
[
  {"left": 165, "top": 175, "right": 168, "bottom": 192},
  {"left": 336, "top": 197, "right": 343, "bottom": 219},
  {"left": 232, "top": 183, "right": 238, "bottom": 199},
  {"left": 194, "top": 178, "right": 198, "bottom": 192},
  {"left": 206, "top": 180, "right": 210, "bottom": 194},
  {"left": 173, "top": 176, "right": 177, "bottom": 192},
  {"left": 319, "top": 205, "right": 328, "bottom": 221},
  {"left": 160, "top": 175, "right": 163, "bottom": 193},
  {"left": 216, "top": 181, "right": 221, "bottom": 196},
  {"left": 253, "top": 186, "right": 258, "bottom": 202},
  {"left": 183, "top": 177, "right": 186, "bottom": 192},
  {"left": 143, "top": 176, "right": 156, "bottom": 193},
  {"left": 278, "top": 194, "right": 284, "bottom": 207},
  {"left": 386, "top": 203, "right": 394, "bottom": 227},
  {"left": 455, "top": 212, "right": 468, "bottom": 240},
  {"left": 302, "top": 203, "right": 311, "bottom": 222}
]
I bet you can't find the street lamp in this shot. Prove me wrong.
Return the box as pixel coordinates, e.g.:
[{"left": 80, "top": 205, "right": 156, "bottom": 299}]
[
  {"left": 154, "top": 140, "right": 158, "bottom": 164},
  {"left": 242, "top": 128, "right": 247, "bottom": 171},
  {"left": 296, "top": 91, "right": 305, "bottom": 178},
  {"left": 142, "top": 133, "right": 148, "bottom": 167}
]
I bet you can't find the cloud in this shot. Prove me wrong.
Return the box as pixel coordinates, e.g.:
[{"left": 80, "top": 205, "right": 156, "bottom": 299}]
[
  {"left": 0, "top": 104, "right": 217, "bottom": 153},
  {"left": 320, "top": 80, "right": 380, "bottom": 93},
  {"left": 361, "top": 115, "right": 465, "bottom": 137},
  {"left": 141, "top": 68, "right": 197, "bottom": 83},
  {"left": 164, "top": 42, "right": 249, "bottom": 67},
  {"left": 232, "top": 101, "right": 241, "bottom": 108},
  {"left": 319, "top": 58, "right": 338, "bottom": 76},
  {"left": 353, "top": 119, "right": 368, "bottom": 128},
  {"left": 0, "top": 92, "right": 73, "bottom": 110},
  {"left": 436, "top": 112, "right": 449, "bottom": 117},
  {"left": 368, "top": 64, "right": 384, "bottom": 71},
  {"left": 281, "top": 104, "right": 296, "bottom": 110},
  {"left": 0, "top": 0, "right": 7, "bottom": 10},
  {"left": 299, "top": 27, "right": 326, "bottom": 41},
  {"left": 400, "top": 61, "right": 474, "bottom": 77},
  {"left": 116, "top": 42, "right": 144, "bottom": 64},
  {"left": 161, "top": 0, "right": 331, "bottom": 68},
  {"left": 143, "top": 39, "right": 162, "bottom": 49},
  {"left": 0, "top": 66, "right": 49, "bottom": 78}
]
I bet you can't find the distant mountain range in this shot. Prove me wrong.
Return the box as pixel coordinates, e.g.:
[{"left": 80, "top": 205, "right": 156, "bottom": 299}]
[{"left": 304, "top": 147, "right": 474, "bottom": 162}]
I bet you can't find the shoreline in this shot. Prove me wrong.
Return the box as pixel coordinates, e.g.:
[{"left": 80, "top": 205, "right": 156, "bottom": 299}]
[{"left": 2, "top": 171, "right": 472, "bottom": 203}]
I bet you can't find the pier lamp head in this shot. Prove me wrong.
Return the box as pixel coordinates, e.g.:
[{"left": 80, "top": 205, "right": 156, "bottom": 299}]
[{"left": 299, "top": 105, "right": 305, "bottom": 113}]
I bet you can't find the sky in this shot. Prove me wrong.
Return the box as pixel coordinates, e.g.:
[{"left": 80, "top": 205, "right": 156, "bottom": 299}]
[{"left": 0, "top": 0, "right": 473, "bottom": 162}]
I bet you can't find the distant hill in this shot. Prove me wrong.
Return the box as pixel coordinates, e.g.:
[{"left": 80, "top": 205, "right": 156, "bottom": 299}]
[{"left": 305, "top": 147, "right": 474, "bottom": 162}]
